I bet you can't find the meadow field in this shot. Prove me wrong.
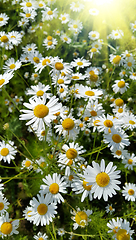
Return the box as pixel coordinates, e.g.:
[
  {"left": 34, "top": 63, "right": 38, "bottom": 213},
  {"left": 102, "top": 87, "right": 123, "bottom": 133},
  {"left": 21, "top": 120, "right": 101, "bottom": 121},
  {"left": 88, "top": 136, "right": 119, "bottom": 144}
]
[{"left": 0, "top": 0, "right": 136, "bottom": 239}]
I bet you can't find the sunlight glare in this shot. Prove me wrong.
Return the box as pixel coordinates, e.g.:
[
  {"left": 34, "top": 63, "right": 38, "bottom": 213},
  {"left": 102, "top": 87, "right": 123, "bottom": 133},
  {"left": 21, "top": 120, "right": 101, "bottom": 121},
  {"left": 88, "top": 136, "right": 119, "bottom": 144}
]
[{"left": 94, "top": 0, "right": 113, "bottom": 5}]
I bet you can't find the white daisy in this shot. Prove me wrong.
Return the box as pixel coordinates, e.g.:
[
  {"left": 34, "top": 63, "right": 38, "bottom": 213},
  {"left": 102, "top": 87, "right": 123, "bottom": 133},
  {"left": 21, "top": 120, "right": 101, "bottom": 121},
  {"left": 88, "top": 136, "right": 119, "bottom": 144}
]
[
  {"left": 34, "top": 56, "right": 53, "bottom": 74},
  {"left": 33, "top": 231, "right": 48, "bottom": 240},
  {"left": 40, "top": 173, "right": 67, "bottom": 204},
  {"left": 88, "top": 31, "right": 100, "bottom": 40},
  {"left": 71, "top": 178, "right": 93, "bottom": 202},
  {"left": 3, "top": 58, "right": 22, "bottom": 73},
  {"left": 0, "top": 212, "right": 19, "bottom": 238},
  {"left": 82, "top": 159, "right": 121, "bottom": 201},
  {"left": 59, "top": 13, "right": 70, "bottom": 24},
  {"left": 22, "top": 43, "right": 37, "bottom": 54},
  {"left": 71, "top": 57, "right": 91, "bottom": 70},
  {"left": 71, "top": 207, "right": 92, "bottom": 230},
  {"left": 35, "top": 157, "right": 48, "bottom": 174},
  {"left": 57, "top": 228, "right": 65, "bottom": 236},
  {"left": 68, "top": 19, "right": 83, "bottom": 35},
  {"left": 29, "top": 193, "right": 57, "bottom": 226},
  {"left": 130, "top": 21, "right": 136, "bottom": 32},
  {"left": 122, "top": 152, "right": 136, "bottom": 170},
  {"left": 23, "top": 206, "right": 33, "bottom": 222},
  {"left": 43, "top": 37, "right": 58, "bottom": 50},
  {"left": 105, "top": 204, "right": 115, "bottom": 215},
  {"left": 122, "top": 183, "right": 136, "bottom": 201},
  {"left": 0, "top": 195, "right": 10, "bottom": 215},
  {"left": 122, "top": 112, "right": 136, "bottom": 131},
  {"left": 0, "top": 140, "right": 17, "bottom": 164},
  {"left": 21, "top": 158, "right": 33, "bottom": 170},
  {"left": 26, "top": 83, "right": 51, "bottom": 100},
  {"left": 109, "top": 54, "right": 122, "bottom": 66},
  {"left": 77, "top": 85, "right": 103, "bottom": 103},
  {"left": 70, "top": 2, "right": 84, "bottom": 12},
  {"left": 60, "top": 34, "right": 71, "bottom": 44},
  {"left": 0, "top": 13, "right": 9, "bottom": 27},
  {"left": 0, "top": 32, "right": 13, "bottom": 50},
  {"left": 112, "top": 79, "right": 129, "bottom": 94},
  {"left": 8, "top": 31, "right": 22, "bottom": 46},
  {"left": 41, "top": 7, "right": 58, "bottom": 21},
  {"left": 0, "top": 72, "right": 13, "bottom": 88},
  {"left": 89, "top": 8, "right": 99, "bottom": 15},
  {"left": 20, "top": 8, "right": 37, "bottom": 21},
  {"left": 103, "top": 128, "right": 130, "bottom": 151},
  {"left": 19, "top": 94, "right": 62, "bottom": 131}
]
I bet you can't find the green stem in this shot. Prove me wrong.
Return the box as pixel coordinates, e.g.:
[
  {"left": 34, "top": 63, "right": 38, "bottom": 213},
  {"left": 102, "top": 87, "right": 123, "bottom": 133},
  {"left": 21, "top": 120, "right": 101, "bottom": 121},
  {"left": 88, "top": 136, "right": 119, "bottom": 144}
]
[{"left": 2, "top": 87, "right": 20, "bottom": 112}]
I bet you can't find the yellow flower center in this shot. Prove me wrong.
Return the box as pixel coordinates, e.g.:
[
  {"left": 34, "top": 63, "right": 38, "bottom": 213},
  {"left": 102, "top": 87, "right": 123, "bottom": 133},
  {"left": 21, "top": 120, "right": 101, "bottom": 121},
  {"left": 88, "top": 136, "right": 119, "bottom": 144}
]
[
  {"left": 16, "top": 98, "right": 20, "bottom": 102},
  {"left": 128, "top": 159, "right": 133, "bottom": 164},
  {"left": 27, "top": 210, "right": 32, "bottom": 217},
  {"left": 133, "top": 72, "right": 136, "bottom": 76},
  {"left": 75, "top": 211, "right": 88, "bottom": 226},
  {"left": 0, "top": 35, "right": 9, "bottom": 43},
  {"left": 133, "top": 24, "right": 136, "bottom": 29},
  {"left": 104, "top": 119, "right": 113, "bottom": 128},
  {"left": 0, "top": 202, "right": 4, "bottom": 210},
  {"left": 90, "top": 47, "right": 96, "bottom": 53},
  {"left": 55, "top": 62, "right": 64, "bottom": 70},
  {"left": 127, "top": 62, "right": 132, "bottom": 67},
  {"left": 115, "top": 99, "right": 124, "bottom": 106},
  {"left": 41, "top": 130, "right": 46, "bottom": 136},
  {"left": 11, "top": 35, "right": 16, "bottom": 38},
  {"left": 89, "top": 71, "right": 98, "bottom": 82},
  {"left": 115, "top": 150, "right": 122, "bottom": 156},
  {"left": 118, "top": 81, "right": 125, "bottom": 88},
  {"left": 49, "top": 183, "right": 59, "bottom": 194},
  {"left": 112, "top": 55, "right": 121, "bottom": 64},
  {"left": 57, "top": 79, "right": 64, "bottom": 84},
  {"left": 64, "top": 37, "right": 68, "bottom": 41},
  {"left": 84, "top": 117, "right": 89, "bottom": 121},
  {"left": 59, "top": 88, "right": 64, "bottom": 93},
  {"left": 62, "top": 118, "right": 75, "bottom": 130},
  {"left": 33, "top": 57, "right": 40, "bottom": 63},
  {"left": 39, "top": 238, "right": 44, "bottom": 240},
  {"left": 77, "top": 61, "right": 83, "bottom": 66},
  {"left": 25, "top": 160, "right": 31, "bottom": 167},
  {"left": 26, "top": 13, "right": 31, "bottom": 17},
  {"left": 109, "top": 206, "right": 113, "bottom": 210},
  {"left": 74, "top": 3, "right": 79, "bottom": 7},
  {"left": 90, "top": 110, "right": 97, "bottom": 116},
  {"left": 34, "top": 104, "right": 49, "bottom": 118},
  {"left": 79, "top": 123, "right": 83, "bottom": 128},
  {"left": 122, "top": 71, "right": 126, "bottom": 75},
  {"left": 37, "top": 203, "right": 48, "bottom": 215},
  {"left": 34, "top": 73, "right": 38, "bottom": 78},
  {"left": 83, "top": 180, "right": 92, "bottom": 191},
  {"left": 96, "top": 172, "right": 110, "bottom": 187},
  {"left": 48, "top": 41, "right": 52, "bottom": 45},
  {"left": 40, "top": 162, "right": 46, "bottom": 168},
  {"left": 93, "top": 119, "right": 100, "bottom": 126},
  {"left": 115, "top": 33, "right": 118, "bottom": 36},
  {"left": 10, "top": 64, "right": 15, "bottom": 69},
  {"left": 128, "top": 189, "right": 134, "bottom": 195},
  {"left": 72, "top": 76, "right": 79, "bottom": 79},
  {"left": 66, "top": 148, "right": 77, "bottom": 159},
  {"left": 62, "top": 16, "right": 66, "bottom": 20},
  {"left": 126, "top": 53, "right": 130, "bottom": 57},
  {"left": 39, "top": 3, "right": 43, "bottom": 7},
  {"left": 1, "top": 222, "right": 12, "bottom": 235},
  {"left": 116, "top": 229, "right": 130, "bottom": 240},
  {"left": 69, "top": 175, "right": 73, "bottom": 181},
  {"left": 0, "top": 79, "right": 5, "bottom": 86},
  {"left": 1, "top": 148, "right": 9, "bottom": 156},
  {"left": 0, "top": 18, "right": 4, "bottom": 21},
  {"left": 36, "top": 90, "right": 44, "bottom": 96},
  {"left": 47, "top": 11, "right": 53, "bottom": 15},
  {"left": 92, "top": 33, "right": 96, "bottom": 38},
  {"left": 129, "top": 120, "right": 135, "bottom": 125},
  {"left": 73, "top": 24, "right": 78, "bottom": 28},
  {"left": 26, "top": 2, "right": 32, "bottom": 7},
  {"left": 118, "top": 108, "right": 123, "bottom": 113},
  {"left": 47, "top": 36, "right": 52, "bottom": 41},
  {"left": 85, "top": 90, "right": 95, "bottom": 96},
  {"left": 42, "top": 59, "right": 51, "bottom": 66},
  {"left": 95, "top": 44, "right": 99, "bottom": 48},
  {"left": 112, "top": 134, "right": 122, "bottom": 143},
  {"left": 67, "top": 159, "right": 73, "bottom": 165}
]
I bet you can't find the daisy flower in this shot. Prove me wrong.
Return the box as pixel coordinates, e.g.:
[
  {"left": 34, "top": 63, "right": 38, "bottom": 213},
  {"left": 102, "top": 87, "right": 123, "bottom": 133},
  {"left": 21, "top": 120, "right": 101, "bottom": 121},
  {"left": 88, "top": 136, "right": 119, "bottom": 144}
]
[
  {"left": 89, "top": 8, "right": 99, "bottom": 15},
  {"left": 42, "top": 7, "right": 58, "bottom": 21},
  {"left": 119, "top": 69, "right": 128, "bottom": 78},
  {"left": 85, "top": 67, "right": 100, "bottom": 85},
  {"left": 112, "top": 79, "right": 129, "bottom": 94},
  {"left": 130, "top": 21, "right": 136, "bottom": 32},
  {"left": 111, "top": 148, "right": 128, "bottom": 160},
  {"left": 20, "top": 8, "right": 37, "bottom": 21},
  {"left": 18, "top": 17, "right": 29, "bottom": 28},
  {"left": 123, "top": 56, "right": 135, "bottom": 69},
  {"left": 68, "top": 19, "right": 83, "bottom": 35},
  {"left": 20, "top": 0, "right": 36, "bottom": 11},
  {"left": 40, "top": 173, "right": 67, "bottom": 204},
  {"left": 29, "top": 193, "right": 57, "bottom": 226},
  {"left": 129, "top": 70, "right": 136, "bottom": 80},
  {"left": 0, "top": 13, "right": 9, "bottom": 27},
  {"left": 21, "top": 158, "right": 33, "bottom": 170},
  {"left": 3, "top": 58, "right": 22, "bottom": 73},
  {"left": 77, "top": 85, "right": 103, "bottom": 103},
  {"left": 110, "top": 29, "right": 124, "bottom": 39},
  {"left": 60, "top": 34, "right": 71, "bottom": 44},
  {"left": 71, "top": 57, "right": 91, "bottom": 70},
  {"left": 58, "top": 142, "right": 86, "bottom": 176},
  {"left": 43, "top": 37, "right": 58, "bottom": 50},
  {"left": 82, "top": 159, "right": 121, "bottom": 201},
  {"left": 22, "top": 43, "right": 37, "bottom": 53},
  {"left": 8, "top": 31, "right": 22, "bottom": 46},
  {"left": 0, "top": 179, "right": 4, "bottom": 193},
  {"left": 105, "top": 204, "right": 115, "bottom": 215},
  {"left": 71, "top": 178, "right": 93, "bottom": 202},
  {"left": 71, "top": 72, "right": 85, "bottom": 81},
  {"left": 26, "top": 83, "right": 51, "bottom": 100},
  {"left": 109, "top": 54, "right": 122, "bottom": 66},
  {"left": 28, "top": 51, "right": 42, "bottom": 65},
  {"left": 23, "top": 206, "right": 33, "bottom": 222},
  {"left": 34, "top": 232, "right": 48, "bottom": 240},
  {"left": 35, "top": 157, "right": 48, "bottom": 174},
  {"left": 0, "top": 32, "right": 13, "bottom": 50},
  {"left": 13, "top": 95, "right": 23, "bottom": 105},
  {"left": 112, "top": 104, "right": 129, "bottom": 119},
  {"left": 50, "top": 57, "right": 72, "bottom": 77},
  {"left": 59, "top": 13, "right": 70, "bottom": 24},
  {"left": 88, "top": 47, "right": 100, "bottom": 58},
  {"left": 88, "top": 31, "right": 100, "bottom": 41},
  {"left": 57, "top": 228, "right": 65, "bottom": 236},
  {"left": 51, "top": 74, "right": 71, "bottom": 86},
  {"left": 19, "top": 94, "right": 62, "bottom": 131},
  {"left": 36, "top": 1, "right": 46, "bottom": 9},
  {"left": 0, "top": 72, "right": 13, "bottom": 88},
  {"left": 110, "top": 98, "right": 124, "bottom": 108},
  {"left": 122, "top": 183, "right": 136, "bottom": 201},
  {"left": 31, "top": 73, "right": 40, "bottom": 81},
  {"left": 0, "top": 140, "right": 17, "bottom": 164},
  {"left": 70, "top": 2, "right": 84, "bottom": 12},
  {"left": 103, "top": 128, "right": 130, "bottom": 151},
  {"left": 71, "top": 207, "right": 92, "bottom": 230},
  {"left": 0, "top": 212, "right": 19, "bottom": 238},
  {"left": 94, "top": 114, "right": 121, "bottom": 134},
  {"left": 122, "top": 112, "right": 136, "bottom": 131},
  {"left": 34, "top": 56, "right": 53, "bottom": 74},
  {"left": 54, "top": 114, "right": 79, "bottom": 140},
  {"left": 107, "top": 218, "right": 134, "bottom": 239},
  {"left": 122, "top": 152, "right": 136, "bottom": 170}
]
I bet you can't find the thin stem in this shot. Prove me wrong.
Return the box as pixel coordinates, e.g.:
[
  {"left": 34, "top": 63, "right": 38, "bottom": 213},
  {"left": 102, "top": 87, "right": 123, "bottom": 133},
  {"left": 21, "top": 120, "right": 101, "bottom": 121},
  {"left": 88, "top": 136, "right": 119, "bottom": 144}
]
[{"left": 2, "top": 87, "right": 20, "bottom": 112}]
